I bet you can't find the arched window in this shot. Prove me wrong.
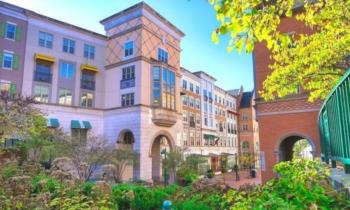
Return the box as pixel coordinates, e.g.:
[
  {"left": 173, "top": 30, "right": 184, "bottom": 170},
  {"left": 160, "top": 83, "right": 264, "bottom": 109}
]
[{"left": 124, "top": 131, "right": 134, "bottom": 144}]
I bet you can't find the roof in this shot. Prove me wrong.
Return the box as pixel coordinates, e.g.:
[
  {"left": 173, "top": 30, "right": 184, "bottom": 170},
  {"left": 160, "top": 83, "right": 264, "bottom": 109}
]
[
  {"left": 1, "top": 1, "right": 107, "bottom": 39},
  {"left": 193, "top": 71, "right": 217, "bottom": 82},
  {"left": 100, "top": 1, "right": 185, "bottom": 37},
  {"left": 240, "top": 91, "right": 254, "bottom": 108},
  {"left": 228, "top": 89, "right": 241, "bottom": 97}
]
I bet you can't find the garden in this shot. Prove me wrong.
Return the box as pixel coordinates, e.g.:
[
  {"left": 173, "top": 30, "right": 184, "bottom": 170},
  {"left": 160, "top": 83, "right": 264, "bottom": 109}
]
[{"left": 1, "top": 95, "right": 350, "bottom": 209}]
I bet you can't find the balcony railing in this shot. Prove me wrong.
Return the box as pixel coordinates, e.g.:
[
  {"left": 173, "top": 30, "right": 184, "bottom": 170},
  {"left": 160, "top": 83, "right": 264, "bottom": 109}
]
[
  {"left": 34, "top": 71, "right": 52, "bottom": 83},
  {"left": 318, "top": 69, "right": 350, "bottom": 173},
  {"left": 81, "top": 80, "right": 95, "bottom": 90},
  {"left": 120, "top": 78, "right": 135, "bottom": 89},
  {"left": 152, "top": 108, "right": 178, "bottom": 127}
]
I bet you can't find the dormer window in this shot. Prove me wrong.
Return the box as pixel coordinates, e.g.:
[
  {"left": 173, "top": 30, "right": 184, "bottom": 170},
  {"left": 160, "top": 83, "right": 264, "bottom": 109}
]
[{"left": 124, "top": 41, "right": 134, "bottom": 57}]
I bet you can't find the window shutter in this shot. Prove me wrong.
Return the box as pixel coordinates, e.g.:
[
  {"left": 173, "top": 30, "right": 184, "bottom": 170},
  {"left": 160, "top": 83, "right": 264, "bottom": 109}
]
[
  {"left": 10, "top": 84, "right": 17, "bottom": 95},
  {"left": 13, "top": 54, "right": 19, "bottom": 70},
  {"left": 0, "top": 22, "right": 5, "bottom": 38},
  {"left": 15, "top": 27, "right": 21, "bottom": 41}
]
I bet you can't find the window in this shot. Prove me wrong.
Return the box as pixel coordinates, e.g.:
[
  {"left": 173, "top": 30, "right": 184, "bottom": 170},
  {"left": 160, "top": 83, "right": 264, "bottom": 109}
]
[
  {"left": 182, "top": 80, "right": 187, "bottom": 89},
  {"left": 81, "top": 92, "right": 93, "bottom": 108},
  {"left": 208, "top": 92, "right": 212, "bottom": 99},
  {"left": 124, "top": 41, "right": 133, "bottom": 57},
  {"left": 63, "top": 38, "right": 75, "bottom": 54},
  {"left": 204, "top": 103, "right": 208, "bottom": 113},
  {"left": 81, "top": 71, "right": 95, "bottom": 90},
  {"left": 189, "top": 97, "right": 194, "bottom": 108},
  {"left": 189, "top": 115, "right": 195, "bottom": 128},
  {"left": 84, "top": 44, "right": 95, "bottom": 59},
  {"left": 122, "top": 65, "right": 135, "bottom": 80},
  {"left": 195, "top": 99, "right": 200, "bottom": 109},
  {"left": 34, "top": 61, "right": 52, "bottom": 83},
  {"left": 183, "top": 111, "right": 187, "bottom": 122},
  {"left": 121, "top": 93, "right": 134, "bottom": 107},
  {"left": 153, "top": 67, "right": 161, "bottom": 105},
  {"left": 242, "top": 113, "right": 248, "bottom": 121},
  {"left": 2, "top": 52, "right": 13, "bottom": 69},
  {"left": 204, "top": 117, "right": 208, "bottom": 126},
  {"left": 60, "top": 62, "right": 74, "bottom": 79},
  {"left": 152, "top": 66, "right": 175, "bottom": 109},
  {"left": 209, "top": 104, "right": 212, "bottom": 113},
  {"left": 195, "top": 86, "right": 200, "bottom": 94},
  {"left": 189, "top": 83, "right": 193, "bottom": 92},
  {"left": 71, "top": 129, "right": 87, "bottom": 141},
  {"left": 158, "top": 48, "right": 168, "bottom": 63},
  {"left": 182, "top": 95, "right": 188, "bottom": 106},
  {"left": 242, "top": 141, "right": 250, "bottom": 149},
  {"left": 58, "top": 89, "right": 72, "bottom": 105},
  {"left": 5, "top": 22, "right": 16, "bottom": 40},
  {"left": 183, "top": 127, "right": 188, "bottom": 146},
  {"left": 34, "top": 85, "right": 49, "bottom": 103},
  {"left": 39, "top": 31, "right": 53, "bottom": 48},
  {"left": 243, "top": 124, "right": 248, "bottom": 131},
  {"left": 203, "top": 89, "right": 207, "bottom": 97},
  {"left": 196, "top": 114, "right": 201, "bottom": 125}
]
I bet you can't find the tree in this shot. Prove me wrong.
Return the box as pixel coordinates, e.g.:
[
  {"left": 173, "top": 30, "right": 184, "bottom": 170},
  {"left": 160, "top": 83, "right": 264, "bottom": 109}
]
[
  {"left": 162, "top": 148, "right": 184, "bottom": 183},
  {"left": 0, "top": 92, "right": 41, "bottom": 144},
  {"left": 293, "top": 139, "right": 311, "bottom": 159},
  {"left": 210, "top": 0, "right": 349, "bottom": 101},
  {"left": 57, "top": 135, "right": 110, "bottom": 181},
  {"left": 106, "top": 147, "right": 138, "bottom": 183}
]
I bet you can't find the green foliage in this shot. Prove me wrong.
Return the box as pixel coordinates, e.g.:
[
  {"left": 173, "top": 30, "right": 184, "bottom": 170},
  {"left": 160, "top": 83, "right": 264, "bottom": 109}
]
[
  {"left": 222, "top": 159, "right": 350, "bottom": 209},
  {"left": 176, "top": 155, "right": 207, "bottom": 185},
  {"left": 206, "top": 169, "right": 214, "bottom": 179},
  {"left": 1, "top": 162, "right": 20, "bottom": 179},
  {"left": 31, "top": 174, "right": 63, "bottom": 195},
  {"left": 210, "top": 0, "right": 349, "bottom": 101},
  {"left": 80, "top": 181, "right": 95, "bottom": 196}
]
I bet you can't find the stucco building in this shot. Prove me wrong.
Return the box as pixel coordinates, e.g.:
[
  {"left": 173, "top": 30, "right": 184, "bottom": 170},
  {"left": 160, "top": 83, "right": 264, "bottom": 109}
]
[{"left": 1, "top": 1, "right": 240, "bottom": 181}]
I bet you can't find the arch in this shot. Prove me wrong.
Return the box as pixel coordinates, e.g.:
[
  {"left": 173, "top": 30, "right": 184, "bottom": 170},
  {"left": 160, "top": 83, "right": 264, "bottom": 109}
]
[
  {"left": 274, "top": 132, "right": 316, "bottom": 163},
  {"left": 117, "top": 129, "right": 135, "bottom": 145},
  {"left": 148, "top": 130, "right": 175, "bottom": 157},
  {"left": 149, "top": 130, "right": 175, "bottom": 183}
]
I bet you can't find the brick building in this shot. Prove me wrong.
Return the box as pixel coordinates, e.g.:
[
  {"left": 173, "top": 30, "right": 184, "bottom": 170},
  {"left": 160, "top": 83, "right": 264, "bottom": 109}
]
[{"left": 254, "top": 16, "right": 322, "bottom": 183}]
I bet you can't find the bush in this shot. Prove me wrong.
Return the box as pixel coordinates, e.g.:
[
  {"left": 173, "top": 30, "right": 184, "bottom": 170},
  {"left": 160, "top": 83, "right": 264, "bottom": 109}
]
[
  {"left": 80, "top": 181, "right": 95, "bottom": 196},
  {"left": 1, "top": 162, "right": 20, "bottom": 179},
  {"left": 31, "top": 174, "right": 63, "bottom": 195},
  {"left": 222, "top": 159, "right": 350, "bottom": 209},
  {"left": 206, "top": 169, "right": 214, "bottom": 178}
]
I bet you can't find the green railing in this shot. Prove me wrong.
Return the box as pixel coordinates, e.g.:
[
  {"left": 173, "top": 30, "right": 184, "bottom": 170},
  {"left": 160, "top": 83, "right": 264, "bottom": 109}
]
[{"left": 318, "top": 70, "right": 350, "bottom": 174}]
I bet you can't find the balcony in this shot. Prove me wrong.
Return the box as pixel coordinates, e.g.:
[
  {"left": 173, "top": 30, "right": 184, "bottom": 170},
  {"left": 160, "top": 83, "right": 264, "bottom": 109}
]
[
  {"left": 81, "top": 80, "right": 95, "bottom": 90},
  {"left": 152, "top": 108, "right": 178, "bottom": 127},
  {"left": 34, "top": 71, "right": 52, "bottom": 83},
  {"left": 120, "top": 78, "right": 135, "bottom": 89}
]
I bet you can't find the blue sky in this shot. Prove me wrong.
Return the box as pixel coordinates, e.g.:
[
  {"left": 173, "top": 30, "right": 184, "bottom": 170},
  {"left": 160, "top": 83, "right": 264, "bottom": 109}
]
[{"left": 5, "top": 0, "right": 253, "bottom": 91}]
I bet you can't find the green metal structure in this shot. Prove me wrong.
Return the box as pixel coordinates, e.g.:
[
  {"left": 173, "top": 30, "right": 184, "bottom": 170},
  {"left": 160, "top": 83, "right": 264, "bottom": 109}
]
[{"left": 318, "top": 70, "right": 350, "bottom": 174}]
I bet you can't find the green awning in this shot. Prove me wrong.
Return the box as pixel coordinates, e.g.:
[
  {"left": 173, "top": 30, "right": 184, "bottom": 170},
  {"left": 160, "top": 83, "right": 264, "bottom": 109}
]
[
  {"left": 49, "top": 118, "right": 60, "bottom": 128},
  {"left": 82, "top": 121, "right": 92, "bottom": 129},
  {"left": 71, "top": 120, "right": 81, "bottom": 129},
  {"left": 204, "top": 134, "right": 217, "bottom": 140}
]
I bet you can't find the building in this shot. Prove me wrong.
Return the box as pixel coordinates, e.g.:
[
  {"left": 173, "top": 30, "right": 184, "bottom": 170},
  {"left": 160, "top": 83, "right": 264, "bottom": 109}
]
[
  {"left": 253, "top": 15, "right": 321, "bottom": 182},
  {"left": 236, "top": 90, "right": 260, "bottom": 168},
  {"left": 0, "top": 1, "right": 239, "bottom": 181},
  {"left": 0, "top": 2, "right": 27, "bottom": 95}
]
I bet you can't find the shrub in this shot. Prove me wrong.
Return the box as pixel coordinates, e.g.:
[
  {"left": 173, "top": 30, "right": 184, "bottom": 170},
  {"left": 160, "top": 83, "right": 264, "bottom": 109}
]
[
  {"left": 1, "top": 162, "right": 20, "bottom": 179},
  {"left": 80, "top": 181, "right": 95, "bottom": 196},
  {"left": 31, "top": 174, "right": 63, "bottom": 195},
  {"left": 206, "top": 169, "right": 214, "bottom": 178}
]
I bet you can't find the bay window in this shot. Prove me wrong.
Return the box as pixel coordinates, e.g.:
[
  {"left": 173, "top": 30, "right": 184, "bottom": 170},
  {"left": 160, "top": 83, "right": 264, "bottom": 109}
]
[{"left": 152, "top": 66, "right": 176, "bottom": 110}]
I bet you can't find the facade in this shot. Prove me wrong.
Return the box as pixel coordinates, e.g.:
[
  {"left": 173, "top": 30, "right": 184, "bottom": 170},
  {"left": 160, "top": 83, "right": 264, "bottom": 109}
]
[
  {"left": 1, "top": 1, "right": 239, "bottom": 181},
  {"left": 0, "top": 2, "right": 27, "bottom": 95},
  {"left": 236, "top": 90, "right": 260, "bottom": 168},
  {"left": 254, "top": 16, "right": 321, "bottom": 182}
]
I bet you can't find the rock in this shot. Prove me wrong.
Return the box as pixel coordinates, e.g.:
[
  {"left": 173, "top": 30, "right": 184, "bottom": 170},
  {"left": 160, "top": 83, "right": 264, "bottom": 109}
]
[{"left": 51, "top": 157, "right": 79, "bottom": 179}]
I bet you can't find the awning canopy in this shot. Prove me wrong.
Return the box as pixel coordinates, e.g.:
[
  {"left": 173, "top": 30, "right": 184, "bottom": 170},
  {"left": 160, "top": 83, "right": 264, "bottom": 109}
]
[
  {"left": 48, "top": 118, "right": 60, "bottom": 128},
  {"left": 81, "top": 64, "right": 98, "bottom": 73},
  {"left": 71, "top": 120, "right": 92, "bottom": 129},
  {"left": 204, "top": 134, "right": 217, "bottom": 140},
  {"left": 35, "top": 53, "right": 55, "bottom": 63}
]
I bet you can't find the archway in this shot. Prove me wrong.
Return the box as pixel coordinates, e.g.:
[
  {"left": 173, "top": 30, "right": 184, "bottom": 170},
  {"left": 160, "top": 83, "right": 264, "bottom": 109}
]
[
  {"left": 276, "top": 134, "right": 316, "bottom": 162},
  {"left": 150, "top": 133, "right": 174, "bottom": 183},
  {"left": 117, "top": 129, "right": 134, "bottom": 149}
]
